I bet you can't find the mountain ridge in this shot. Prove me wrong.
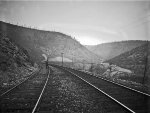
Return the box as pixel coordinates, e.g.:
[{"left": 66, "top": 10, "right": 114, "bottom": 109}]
[
  {"left": 86, "top": 40, "right": 147, "bottom": 60},
  {"left": 0, "top": 21, "right": 102, "bottom": 64},
  {"left": 105, "top": 42, "right": 150, "bottom": 83}
]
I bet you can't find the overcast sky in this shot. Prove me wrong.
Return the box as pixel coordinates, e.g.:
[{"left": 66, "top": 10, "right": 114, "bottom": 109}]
[{"left": 0, "top": 1, "right": 149, "bottom": 45}]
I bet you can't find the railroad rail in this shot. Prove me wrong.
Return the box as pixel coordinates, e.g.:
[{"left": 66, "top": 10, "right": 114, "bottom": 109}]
[
  {"left": 31, "top": 67, "right": 51, "bottom": 113},
  {"left": 0, "top": 67, "right": 41, "bottom": 97},
  {"left": 1, "top": 64, "right": 149, "bottom": 113},
  {"left": 51, "top": 64, "right": 150, "bottom": 113},
  {"left": 36, "top": 66, "right": 131, "bottom": 113},
  {"left": 0, "top": 66, "right": 51, "bottom": 113},
  {"left": 68, "top": 67, "right": 150, "bottom": 96}
]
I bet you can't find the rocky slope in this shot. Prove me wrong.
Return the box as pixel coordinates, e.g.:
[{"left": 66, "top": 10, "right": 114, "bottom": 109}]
[
  {"left": 81, "top": 41, "right": 150, "bottom": 85},
  {"left": 0, "top": 21, "right": 102, "bottom": 63},
  {"left": 106, "top": 42, "right": 150, "bottom": 84},
  {"left": 86, "top": 40, "right": 147, "bottom": 60},
  {"left": 0, "top": 32, "right": 37, "bottom": 87}
]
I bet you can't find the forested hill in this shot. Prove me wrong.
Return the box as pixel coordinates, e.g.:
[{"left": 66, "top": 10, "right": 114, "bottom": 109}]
[
  {"left": 106, "top": 42, "right": 150, "bottom": 79},
  {"left": 86, "top": 40, "right": 147, "bottom": 60},
  {"left": 0, "top": 21, "right": 102, "bottom": 63}
]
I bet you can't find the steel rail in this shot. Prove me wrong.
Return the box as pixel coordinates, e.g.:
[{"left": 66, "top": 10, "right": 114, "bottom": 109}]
[
  {"left": 75, "top": 68, "right": 150, "bottom": 97},
  {"left": 32, "top": 66, "right": 51, "bottom": 113},
  {"left": 61, "top": 65, "right": 150, "bottom": 97},
  {"left": 0, "top": 67, "right": 41, "bottom": 97},
  {"left": 61, "top": 67, "right": 136, "bottom": 113}
]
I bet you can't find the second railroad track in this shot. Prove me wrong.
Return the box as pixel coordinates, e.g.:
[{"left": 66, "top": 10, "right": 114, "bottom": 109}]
[{"left": 51, "top": 64, "right": 150, "bottom": 113}]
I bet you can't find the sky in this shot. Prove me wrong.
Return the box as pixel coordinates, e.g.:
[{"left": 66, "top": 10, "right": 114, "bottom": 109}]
[{"left": 0, "top": 0, "right": 149, "bottom": 45}]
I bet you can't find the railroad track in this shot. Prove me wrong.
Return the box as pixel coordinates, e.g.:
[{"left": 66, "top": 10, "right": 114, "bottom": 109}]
[
  {"left": 51, "top": 64, "right": 150, "bottom": 113},
  {"left": 0, "top": 66, "right": 51, "bottom": 113},
  {"left": 36, "top": 66, "right": 130, "bottom": 113},
  {"left": 1, "top": 64, "right": 149, "bottom": 113},
  {"left": 0, "top": 67, "right": 41, "bottom": 97}
]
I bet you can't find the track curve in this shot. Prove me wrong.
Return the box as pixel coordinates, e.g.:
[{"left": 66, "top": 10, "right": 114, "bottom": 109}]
[
  {"left": 0, "top": 66, "right": 50, "bottom": 113},
  {"left": 51, "top": 64, "right": 150, "bottom": 113}
]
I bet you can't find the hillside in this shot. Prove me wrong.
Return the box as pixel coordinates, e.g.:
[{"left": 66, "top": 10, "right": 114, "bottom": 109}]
[
  {"left": 0, "top": 32, "right": 36, "bottom": 86},
  {"left": 86, "top": 41, "right": 147, "bottom": 60},
  {"left": 106, "top": 42, "right": 150, "bottom": 84},
  {"left": 0, "top": 21, "right": 102, "bottom": 63}
]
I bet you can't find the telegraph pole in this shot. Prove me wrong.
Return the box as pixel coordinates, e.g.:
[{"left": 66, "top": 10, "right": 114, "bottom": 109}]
[
  {"left": 45, "top": 50, "right": 50, "bottom": 69},
  {"left": 46, "top": 57, "right": 48, "bottom": 69},
  {"left": 61, "top": 53, "right": 64, "bottom": 67}
]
